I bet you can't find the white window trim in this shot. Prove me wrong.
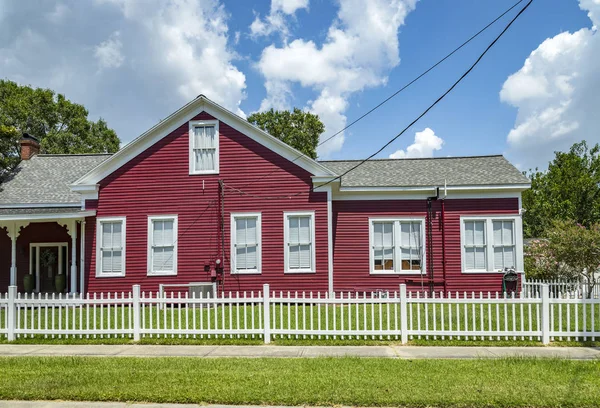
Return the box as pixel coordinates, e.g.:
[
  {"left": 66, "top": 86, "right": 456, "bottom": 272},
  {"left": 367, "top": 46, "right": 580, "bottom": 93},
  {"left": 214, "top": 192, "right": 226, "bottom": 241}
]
[
  {"left": 95, "top": 217, "right": 126, "bottom": 278},
  {"left": 230, "top": 212, "right": 262, "bottom": 275},
  {"left": 189, "top": 119, "right": 219, "bottom": 175},
  {"left": 147, "top": 215, "right": 178, "bottom": 276},
  {"left": 460, "top": 215, "right": 523, "bottom": 274},
  {"left": 284, "top": 211, "right": 316, "bottom": 274},
  {"left": 369, "top": 217, "right": 426, "bottom": 275}
]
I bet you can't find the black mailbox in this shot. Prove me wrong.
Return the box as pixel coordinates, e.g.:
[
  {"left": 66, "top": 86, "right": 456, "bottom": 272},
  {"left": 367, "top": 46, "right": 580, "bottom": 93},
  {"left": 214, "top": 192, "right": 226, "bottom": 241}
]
[{"left": 502, "top": 267, "right": 519, "bottom": 296}]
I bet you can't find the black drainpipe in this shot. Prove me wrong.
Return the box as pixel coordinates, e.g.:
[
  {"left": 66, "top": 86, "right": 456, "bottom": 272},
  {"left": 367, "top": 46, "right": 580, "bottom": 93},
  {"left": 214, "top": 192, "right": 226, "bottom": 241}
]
[{"left": 426, "top": 188, "right": 440, "bottom": 295}]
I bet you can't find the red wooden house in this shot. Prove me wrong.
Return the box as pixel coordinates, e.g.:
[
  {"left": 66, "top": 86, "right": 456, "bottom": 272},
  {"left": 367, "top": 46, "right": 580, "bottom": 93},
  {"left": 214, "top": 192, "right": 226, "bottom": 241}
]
[{"left": 0, "top": 96, "right": 530, "bottom": 295}]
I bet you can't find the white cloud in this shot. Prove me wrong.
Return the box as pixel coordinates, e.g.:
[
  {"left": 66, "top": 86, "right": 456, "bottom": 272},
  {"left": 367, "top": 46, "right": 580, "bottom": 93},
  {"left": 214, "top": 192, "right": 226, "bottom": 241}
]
[
  {"left": 0, "top": 0, "right": 247, "bottom": 146},
  {"left": 99, "top": 0, "right": 246, "bottom": 115},
  {"left": 500, "top": 0, "right": 600, "bottom": 169},
  {"left": 94, "top": 31, "right": 124, "bottom": 69},
  {"left": 256, "top": 0, "right": 418, "bottom": 157},
  {"left": 249, "top": 0, "right": 308, "bottom": 39},
  {"left": 389, "top": 128, "right": 443, "bottom": 159}
]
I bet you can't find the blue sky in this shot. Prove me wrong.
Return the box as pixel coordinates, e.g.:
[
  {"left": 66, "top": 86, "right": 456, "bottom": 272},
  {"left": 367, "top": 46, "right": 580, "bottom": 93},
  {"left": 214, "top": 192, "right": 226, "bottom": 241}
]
[{"left": 1, "top": 0, "right": 598, "bottom": 171}]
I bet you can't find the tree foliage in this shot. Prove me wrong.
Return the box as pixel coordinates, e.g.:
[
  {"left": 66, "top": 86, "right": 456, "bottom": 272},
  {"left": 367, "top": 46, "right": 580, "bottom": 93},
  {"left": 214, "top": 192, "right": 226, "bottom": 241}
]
[
  {"left": 247, "top": 108, "right": 324, "bottom": 159},
  {"left": 525, "top": 220, "right": 600, "bottom": 297},
  {"left": 0, "top": 80, "right": 120, "bottom": 181},
  {"left": 522, "top": 141, "right": 600, "bottom": 238}
]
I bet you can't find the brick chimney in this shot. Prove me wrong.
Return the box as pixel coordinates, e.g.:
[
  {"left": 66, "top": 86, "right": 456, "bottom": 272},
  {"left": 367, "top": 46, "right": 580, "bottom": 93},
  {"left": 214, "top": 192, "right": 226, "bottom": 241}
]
[{"left": 20, "top": 133, "right": 40, "bottom": 160}]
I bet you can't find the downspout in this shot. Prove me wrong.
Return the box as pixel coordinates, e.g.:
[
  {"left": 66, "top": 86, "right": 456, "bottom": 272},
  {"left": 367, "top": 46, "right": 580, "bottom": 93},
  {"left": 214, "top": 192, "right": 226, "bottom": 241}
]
[
  {"left": 219, "top": 180, "right": 226, "bottom": 294},
  {"left": 441, "top": 182, "right": 447, "bottom": 294},
  {"left": 426, "top": 187, "right": 440, "bottom": 295}
]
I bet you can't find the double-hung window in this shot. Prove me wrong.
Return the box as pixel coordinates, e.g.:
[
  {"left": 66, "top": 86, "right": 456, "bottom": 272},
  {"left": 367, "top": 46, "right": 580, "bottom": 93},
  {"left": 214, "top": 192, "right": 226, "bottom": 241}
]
[
  {"left": 370, "top": 219, "right": 424, "bottom": 274},
  {"left": 96, "top": 217, "right": 126, "bottom": 277},
  {"left": 231, "top": 213, "right": 261, "bottom": 274},
  {"left": 461, "top": 216, "right": 521, "bottom": 272},
  {"left": 189, "top": 120, "right": 219, "bottom": 174},
  {"left": 148, "top": 216, "right": 178, "bottom": 276},
  {"left": 284, "top": 212, "right": 315, "bottom": 273}
]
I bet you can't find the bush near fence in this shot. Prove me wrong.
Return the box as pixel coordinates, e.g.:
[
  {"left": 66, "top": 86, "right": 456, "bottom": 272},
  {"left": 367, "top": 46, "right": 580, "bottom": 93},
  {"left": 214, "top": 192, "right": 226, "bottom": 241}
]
[{"left": 1, "top": 284, "right": 599, "bottom": 344}]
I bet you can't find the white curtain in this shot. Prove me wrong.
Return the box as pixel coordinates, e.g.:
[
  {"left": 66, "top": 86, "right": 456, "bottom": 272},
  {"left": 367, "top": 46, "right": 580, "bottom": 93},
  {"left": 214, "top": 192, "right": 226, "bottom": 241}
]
[
  {"left": 235, "top": 218, "right": 258, "bottom": 270},
  {"left": 493, "top": 220, "right": 515, "bottom": 269},
  {"left": 101, "top": 222, "right": 123, "bottom": 274},
  {"left": 194, "top": 126, "right": 216, "bottom": 171},
  {"left": 152, "top": 220, "right": 174, "bottom": 272},
  {"left": 465, "top": 221, "right": 486, "bottom": 270}
]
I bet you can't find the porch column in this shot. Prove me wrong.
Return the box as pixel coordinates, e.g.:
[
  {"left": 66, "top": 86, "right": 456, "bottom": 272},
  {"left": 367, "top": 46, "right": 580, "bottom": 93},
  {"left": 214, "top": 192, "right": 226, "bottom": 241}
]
[
  {"left": 70, "top": 220, "right": 77, "bottom": 294},
  {"left": 9, "top": 224, "right": 17, "bottom": 286},
  {"left": 2, "top": 222, "right": 28, "bottom": 287},
  {"left": 80, "top": 220, "right": 86, "bottom": 295}
]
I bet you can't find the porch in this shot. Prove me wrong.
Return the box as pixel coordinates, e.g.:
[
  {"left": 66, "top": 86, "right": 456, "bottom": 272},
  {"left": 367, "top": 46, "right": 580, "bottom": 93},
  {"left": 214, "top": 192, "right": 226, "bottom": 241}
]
[{"left": 0, "top": 208, "right": 95, "bottom": 294}]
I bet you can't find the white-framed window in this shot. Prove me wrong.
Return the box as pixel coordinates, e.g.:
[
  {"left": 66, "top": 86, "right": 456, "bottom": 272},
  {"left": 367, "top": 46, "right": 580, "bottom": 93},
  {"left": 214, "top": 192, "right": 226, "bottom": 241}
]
[
  {"left": 147, "top": 215, "right": 178, "bottom": 276},
  {"left": 461, "top": 215, "right": 523, "bottom": 273},
  {"left": 231, "top": 213, "right": 262, "bottom": 274},
  {"left": 369, "top": 218, "right": 425, "bottom": 274},
  {"left": 284, "top": 212, "right": 316, "bottom": 273},
  {"left": 189, "top": 120, "right": 219, "bottom": 174},
  {"left": 96, "top": 217, "right": 126, "bottom": 277}
]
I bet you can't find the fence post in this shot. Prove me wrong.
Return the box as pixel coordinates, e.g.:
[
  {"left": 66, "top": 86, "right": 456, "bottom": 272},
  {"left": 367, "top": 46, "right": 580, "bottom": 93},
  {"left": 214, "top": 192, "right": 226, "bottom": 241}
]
[
  {"left": 541, "top": 284, "right": 550, "bottom": 345},
  {"left": 263, "top": 284, "right": 271, "bottom": 344},
  {"left": 399, "top": 284, "right": 408, "bottom": 345},
  {"left": 7, "top": 286, "right": 16, "bottom": 341},
  {"left": 132, "top": 285, "right": 141, "bottom": 342}
]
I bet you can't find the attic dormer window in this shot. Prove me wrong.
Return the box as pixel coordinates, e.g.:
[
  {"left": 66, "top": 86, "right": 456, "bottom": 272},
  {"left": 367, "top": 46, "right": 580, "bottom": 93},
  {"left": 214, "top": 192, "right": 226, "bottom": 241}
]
[{"left": 189, "top": 120, "right": 219, "bottom": 174}]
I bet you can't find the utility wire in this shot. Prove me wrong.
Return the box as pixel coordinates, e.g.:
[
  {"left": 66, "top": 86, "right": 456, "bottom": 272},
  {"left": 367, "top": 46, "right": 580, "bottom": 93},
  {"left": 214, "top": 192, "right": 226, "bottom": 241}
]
[
  {"left": 224, "top": 0, "right": 533, "bottom": 200},
  {"left": 238, "top": 0, "right": 526, "bottom": 191}
]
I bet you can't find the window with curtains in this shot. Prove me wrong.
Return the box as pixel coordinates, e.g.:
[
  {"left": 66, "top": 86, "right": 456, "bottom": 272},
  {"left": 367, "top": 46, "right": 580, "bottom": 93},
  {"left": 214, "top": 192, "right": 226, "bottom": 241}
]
[
  {"left": 96, "top": 218, "right": 125, "bottom": 277},
  {"left": 189, "top": 120, "right": 219, "bottom": 174},
  {"left": 148, "top": 216, "right": 178, "bottom": 276},
  {"left": 231, "top": 214, "right": 261, "bottom": 274},
  {"left": 371, "top": 219, "right": 424, "bottom": 274},
  {"left": 462, "top": 216, "right": 521, "bottom": 272},
  {"left": 284, "top": 212, "right": 315, "bottom": 273}
]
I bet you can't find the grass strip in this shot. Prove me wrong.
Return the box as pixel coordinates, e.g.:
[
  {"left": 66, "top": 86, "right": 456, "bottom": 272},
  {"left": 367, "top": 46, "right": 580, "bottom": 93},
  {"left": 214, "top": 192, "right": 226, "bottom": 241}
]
[{"left": 0, "top": 357, "right": 599, "bottom": 407}]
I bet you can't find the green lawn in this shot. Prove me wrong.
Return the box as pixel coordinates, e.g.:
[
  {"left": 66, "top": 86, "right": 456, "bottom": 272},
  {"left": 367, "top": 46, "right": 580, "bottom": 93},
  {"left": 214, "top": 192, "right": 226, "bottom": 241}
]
[
  {"left": 0, "top": 357, "right": 599, "bottom": 407},
  {"left": 2, "top": 301, "right": 599, "bottom": 345}
]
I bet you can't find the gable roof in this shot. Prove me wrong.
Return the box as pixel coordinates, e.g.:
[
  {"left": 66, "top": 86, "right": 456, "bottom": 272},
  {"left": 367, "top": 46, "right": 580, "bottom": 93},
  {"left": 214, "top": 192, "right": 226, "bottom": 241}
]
[
  {"left": 72, "top": 95, "right": 336, "bottom": 188},
  {"left": 318, "top": 155, "right": 530, "bottom": 189},
  {"left": 0, "top": 154, "right": 112, "bottom": 206}
]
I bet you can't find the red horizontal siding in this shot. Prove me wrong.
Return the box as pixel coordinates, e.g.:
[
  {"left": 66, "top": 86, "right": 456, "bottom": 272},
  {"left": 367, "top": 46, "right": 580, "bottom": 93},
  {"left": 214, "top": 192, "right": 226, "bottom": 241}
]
[
  {"left": 87, "top": 112, "right": 328, "bottom": 294},
  {"left": 332, "top": 198, "right": 520, "bottom": 294}
]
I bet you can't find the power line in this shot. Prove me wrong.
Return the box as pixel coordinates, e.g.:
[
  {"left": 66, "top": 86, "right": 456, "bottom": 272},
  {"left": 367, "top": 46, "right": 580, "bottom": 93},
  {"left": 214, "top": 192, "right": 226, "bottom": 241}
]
[
  {"left": 225, "top": 0, "right": 533, "bottom": 200},
  {"left": 238, "top": 0, "right": 526, "bottom": 190}
]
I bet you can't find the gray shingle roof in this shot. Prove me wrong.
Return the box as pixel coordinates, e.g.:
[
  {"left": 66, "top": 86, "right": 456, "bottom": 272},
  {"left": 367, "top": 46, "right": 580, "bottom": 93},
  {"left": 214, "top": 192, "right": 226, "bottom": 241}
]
[
  {"left": 318, "top": 155, "right": 530, "bottom": 188},
  {"left": 0, "top": 207, "right": 89, "bottom": 216},
  {"left": 0, "top": 154, "right": 111, "bottom": 205}
]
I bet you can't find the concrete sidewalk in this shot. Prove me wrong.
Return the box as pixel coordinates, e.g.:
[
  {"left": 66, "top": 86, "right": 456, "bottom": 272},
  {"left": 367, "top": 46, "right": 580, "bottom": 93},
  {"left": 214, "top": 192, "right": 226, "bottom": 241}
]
[{"left": 0, "top": 344, "right": 599, "bottom": 359}]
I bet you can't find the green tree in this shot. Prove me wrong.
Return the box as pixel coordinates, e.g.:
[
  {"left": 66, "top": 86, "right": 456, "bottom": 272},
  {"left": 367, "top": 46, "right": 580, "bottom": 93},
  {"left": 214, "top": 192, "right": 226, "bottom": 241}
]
[
  {"left": 0, "top": 80, "right": 120, "bottom": 181},
  {"left": 522, "top": 141, "right": 600, "bottom": 238},
  {"left": 247, "top": 108, "right": 324, "bottom": 159},
  {"left": 526, "top": 220, "right": 600, "bottom": 297}
]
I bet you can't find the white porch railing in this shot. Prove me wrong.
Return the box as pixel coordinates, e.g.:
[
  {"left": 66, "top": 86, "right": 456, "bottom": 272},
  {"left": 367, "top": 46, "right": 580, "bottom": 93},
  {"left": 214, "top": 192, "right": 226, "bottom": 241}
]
[{"left": 1, "top": 284, "right": 599, "bottom": 344}]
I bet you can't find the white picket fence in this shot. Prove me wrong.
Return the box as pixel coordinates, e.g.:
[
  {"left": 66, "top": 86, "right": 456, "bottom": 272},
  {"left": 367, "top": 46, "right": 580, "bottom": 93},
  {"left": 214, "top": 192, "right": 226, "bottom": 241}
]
[
  {"left": 523, "top": 278, "right": 600, "bottom": 299},
  {"left": 1, "top": 284, "right": 599, "bottom": 344}
]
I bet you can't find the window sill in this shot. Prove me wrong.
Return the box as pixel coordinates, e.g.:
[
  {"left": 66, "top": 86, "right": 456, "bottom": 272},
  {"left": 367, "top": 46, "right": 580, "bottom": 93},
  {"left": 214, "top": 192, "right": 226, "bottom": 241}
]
[
  {"left": 284, "top": 270, "right": 316, "bottom": 274},
  {"left": 95, "top": 273, "right": 126, "bottom": 278},
  {"left": 147, "top": 271, "right": 177, "bottom": 277},
  {"left": 189, "top": 170, "right": 219, "bottom": 176},
  {"left": 370, "top": 271, "right": 425, "bottom": 275},
  {"left": 231, "top": 270, "right": 262, "bottom": 275},
  {"left": 461, "top": 270, "right": 506, "bottom": 274}
]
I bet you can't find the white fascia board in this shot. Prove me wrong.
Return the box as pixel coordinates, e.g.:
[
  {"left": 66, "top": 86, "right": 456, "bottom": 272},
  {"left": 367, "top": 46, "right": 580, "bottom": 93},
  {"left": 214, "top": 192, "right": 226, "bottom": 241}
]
[
  {"left": 338, "top": 184, "right": 531, "bottom": 193},
  {"left": 0, "top": 210, "right": 96, "bottom": 221},
  {"left": 72, "top": 96, "right": 335, "bottom": 187},
  {"left": 333, "top": 190, "right": 524, "bottom": 201},
  {"left": 0, "top": 203, "right": 81, "bottom": 209}
]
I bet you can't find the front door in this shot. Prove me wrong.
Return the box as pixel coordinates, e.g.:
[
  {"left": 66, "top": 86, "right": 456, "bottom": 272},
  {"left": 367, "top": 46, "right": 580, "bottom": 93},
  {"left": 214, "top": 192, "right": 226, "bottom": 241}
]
[
  {"left": 39, "top": 246, "right": 59, "bottom": 293},
  {"left": 31, "top": 244, "right": 68, "bottom": 293}
]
